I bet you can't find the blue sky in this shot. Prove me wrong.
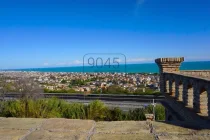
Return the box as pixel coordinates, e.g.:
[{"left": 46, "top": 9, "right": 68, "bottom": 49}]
[{"left": 1, "top": 0, "right": 210, "bottom": 69}]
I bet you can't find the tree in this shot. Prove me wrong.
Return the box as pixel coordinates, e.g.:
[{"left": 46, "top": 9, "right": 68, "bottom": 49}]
[
  {"left": 0, "top": 76, "right": 9, "bottom": 102},
  {"left": 106, "top": 85, "right": 125, "bottom": 94},
  {"left": 14, "top": 78, "right": 43, "bottom": 117},
  {"left": 61, "top": 79, "right": 67, "bottom": 84},
  {"left": 14, "top": 78, "right": 43, "bottom": 99},
  {"left": 0, "top": 76, "right": 10, "bottom": 112}
]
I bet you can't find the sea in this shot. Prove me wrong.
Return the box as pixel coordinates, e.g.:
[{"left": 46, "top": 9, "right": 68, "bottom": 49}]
[{"left": 4, "top": 61, "right": 210, "bottom": 73}]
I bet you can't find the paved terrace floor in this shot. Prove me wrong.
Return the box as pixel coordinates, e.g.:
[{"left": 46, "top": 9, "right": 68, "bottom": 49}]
[{"left": 0, "top": 117, "right": 210, "bottom": 140}]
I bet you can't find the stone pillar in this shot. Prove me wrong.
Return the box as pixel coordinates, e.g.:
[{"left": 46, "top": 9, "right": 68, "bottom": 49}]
[
  {"left": 166, "top": 80, "right": 169, "bottom": 93},
  {"left": 184, "top": 83, "right": 194, "bottom": 108},
  {"left": 182, "top": 82, "right": 188, "bottom": 105},
  {"left": 187, "top": 88, "right": 194, "bottom": 107},
  {"left": 200, "top": 91, "right": 208, "bottom": 115},
  {"left": 175, "top": 81, "right": 179, "bottom": 99},
  {"left": 193, "top": 84, "right": 200, "bottom": 113},
  {"left": 155, "top": 57, "right": 184, "bottom": 94},
  {"left": 178, "top": 84, "right": 183, "bottom": 101},
  {"left": 208, "top": 87, "right": 210, "bottom": 119},
  {"left": 169, "top": 80, "right": 175, "bottom": 96},
  {"left": 174, "top": 82, "right": 183, "bottom": 101}
]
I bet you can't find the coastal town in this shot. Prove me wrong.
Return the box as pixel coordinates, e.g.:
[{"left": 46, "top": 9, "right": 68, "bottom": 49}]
[{"left": 0, "top": 71, "right": 160, "bottom": 94}]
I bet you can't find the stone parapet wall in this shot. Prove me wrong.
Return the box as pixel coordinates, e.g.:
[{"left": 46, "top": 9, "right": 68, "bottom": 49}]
[
  {"left": 155, "top": 57, "right": 210, "bottom": 122},
  {"left": 163, "top": 93, "right": 205, "bottom": 123},
  {"left": 179, "top": 70, "right": 210, "bottom": 78},
  {"left": 165, "top": 72, "right": 210, "bottom": 82},
  {"left": 163, "top": 71, "right": 210, "bottom": 120}
]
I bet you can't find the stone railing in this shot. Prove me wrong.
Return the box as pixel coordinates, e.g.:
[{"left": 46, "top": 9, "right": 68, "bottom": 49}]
[
  {"left": 164, "top": 72, "right": 210, "bottom": 116},
  {"left": 155, "top": 57, "right": 210, "bottom": 121},
  {"left": 179, "top": 70, "right": 210, "bottom": 79}
]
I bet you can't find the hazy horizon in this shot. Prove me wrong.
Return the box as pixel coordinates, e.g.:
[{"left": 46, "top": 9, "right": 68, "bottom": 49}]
[{"left": 2, "top": 60, "right": 210, "bottom": 70}]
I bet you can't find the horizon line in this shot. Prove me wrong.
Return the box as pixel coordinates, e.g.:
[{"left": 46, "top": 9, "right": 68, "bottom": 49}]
[{"left": 2, "top": 60, "right": 210, "bottom": 70}]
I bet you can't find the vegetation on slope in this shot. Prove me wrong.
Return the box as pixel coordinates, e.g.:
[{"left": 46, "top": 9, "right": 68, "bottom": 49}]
[{"left": 0, "top": 98, "right": 165, "bottom": 121}]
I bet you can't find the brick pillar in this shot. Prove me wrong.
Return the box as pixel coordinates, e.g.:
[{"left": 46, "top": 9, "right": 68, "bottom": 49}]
[{"left": 155, "top": 57, "right": 184, "bottom": 94}]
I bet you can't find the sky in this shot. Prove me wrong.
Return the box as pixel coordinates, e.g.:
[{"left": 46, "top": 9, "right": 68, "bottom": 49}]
[{"left": 0, "top": 0, "right": 210, "bottom": 69}]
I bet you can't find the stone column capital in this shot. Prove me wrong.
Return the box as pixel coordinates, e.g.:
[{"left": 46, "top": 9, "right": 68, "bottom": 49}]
[{"left": 155, "top": 57, "right": 184, "bottom": 73}]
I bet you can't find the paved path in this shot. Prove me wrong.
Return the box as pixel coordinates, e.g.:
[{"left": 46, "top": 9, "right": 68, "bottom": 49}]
[{"left": 0, "top": 118, "right": 210, "bottom": 140}]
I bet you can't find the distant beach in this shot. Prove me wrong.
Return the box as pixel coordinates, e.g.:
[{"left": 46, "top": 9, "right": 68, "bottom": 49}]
[{"left": 4, "top": 61, "right": 210, "bottom": 73}]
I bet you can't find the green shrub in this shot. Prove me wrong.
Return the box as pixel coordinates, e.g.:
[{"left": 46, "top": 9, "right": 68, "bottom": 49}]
[
  {"left": 62, "top": 103, "right": 86, "bottom": 119},
  {"left": 87, "top": 100, "right": 108, "bottom": 121},
  {"left": 105, "top": 107, "right": 124, "bottom": 121},
  {"left": 154, "top": 104, "right": 165, "bottom": 120},
  {"left": 127, "top": 108, "right": 146, "bottom": 121},
  {"left": 0, "top": 98, "right": 165, "bottom": 121},
  {"left": 144, "top": 104, "right": 165, "bottom": 121},
  {"left": 2, "top": 100, "right": 24, "bottom": 117}
]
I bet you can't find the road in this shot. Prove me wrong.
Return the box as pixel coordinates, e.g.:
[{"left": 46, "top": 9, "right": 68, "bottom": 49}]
[{"left": 65, "top": 99, "right": 154, "bottom": 111}]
